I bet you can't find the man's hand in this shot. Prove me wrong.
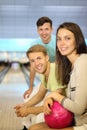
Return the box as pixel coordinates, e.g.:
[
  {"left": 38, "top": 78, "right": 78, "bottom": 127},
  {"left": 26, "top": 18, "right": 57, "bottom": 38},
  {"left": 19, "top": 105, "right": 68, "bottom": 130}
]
[
  {"left": 23, "top": 66, "right": 36, "bottom": 98},
  {"left": 23, "top": 87, "right": 33, "bottom": 99},
  {"left": 14, "top": 105, "right": 28, "bottom": 117},
  {"left": 14, "top": 103, "right": 23, "bottom": 110}
]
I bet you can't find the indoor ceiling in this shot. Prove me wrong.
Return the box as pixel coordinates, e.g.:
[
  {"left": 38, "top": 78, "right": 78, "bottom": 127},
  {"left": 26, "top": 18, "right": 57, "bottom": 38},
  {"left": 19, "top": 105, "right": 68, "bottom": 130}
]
[
  {"left": 0, "top": 0, "right": 87, "bottom": 62},
  {"left": 0, "top": 0, "right": 87, "bottom": 6},
  {"left": 0, "top": 0, "right": 87, "bottom": 39}
]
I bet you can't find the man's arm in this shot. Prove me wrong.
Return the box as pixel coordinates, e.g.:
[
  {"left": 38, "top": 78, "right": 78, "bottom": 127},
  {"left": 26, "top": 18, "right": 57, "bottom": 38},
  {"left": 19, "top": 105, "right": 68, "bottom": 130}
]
[
  {"left": 23, "top": 66, "right": 36, "bottom": 98},
  {"left": 15, "top": 84, "right": 47, "bottom": 117},
  {"left": 27, "top": 106, "right": 43, "bottom": 115},
  {"left": 16, "top": 105, "right": 44, "bottom": 117},
  {"left": 24, "top": 83, "right": 47, "bottom": 107}
]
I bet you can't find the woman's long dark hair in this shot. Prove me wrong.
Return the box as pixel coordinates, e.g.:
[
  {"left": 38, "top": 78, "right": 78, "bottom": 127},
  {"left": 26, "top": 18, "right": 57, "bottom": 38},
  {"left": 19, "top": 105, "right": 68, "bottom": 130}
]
[{"left": 56, "top": 22, "right": 87, "bottom": 85}]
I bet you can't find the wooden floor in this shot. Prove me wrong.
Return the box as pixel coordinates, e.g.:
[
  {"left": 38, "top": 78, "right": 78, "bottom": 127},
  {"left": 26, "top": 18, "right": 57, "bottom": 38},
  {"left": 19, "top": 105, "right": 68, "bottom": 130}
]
[{"left": 0, "top": 64, "right": 28, "bottom": 130}]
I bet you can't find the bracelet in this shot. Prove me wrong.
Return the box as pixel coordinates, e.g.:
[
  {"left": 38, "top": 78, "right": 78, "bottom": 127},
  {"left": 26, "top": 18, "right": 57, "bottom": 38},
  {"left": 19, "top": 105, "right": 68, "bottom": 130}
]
[{"left": 61, "top": 97, "right": 67, "bottom": 105}]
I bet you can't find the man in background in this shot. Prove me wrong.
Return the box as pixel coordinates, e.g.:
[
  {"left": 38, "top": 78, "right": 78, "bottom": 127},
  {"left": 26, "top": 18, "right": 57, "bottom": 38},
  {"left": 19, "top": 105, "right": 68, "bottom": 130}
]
[{"left": 23, "top": 16, "right": 56, "bottom": 99}]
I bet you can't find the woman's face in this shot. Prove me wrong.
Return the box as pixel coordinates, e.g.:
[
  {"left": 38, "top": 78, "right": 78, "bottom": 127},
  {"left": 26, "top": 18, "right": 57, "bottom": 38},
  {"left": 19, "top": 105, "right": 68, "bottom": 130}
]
[{"left": 57, "top": 28, "right": 77, "bottom": 58}]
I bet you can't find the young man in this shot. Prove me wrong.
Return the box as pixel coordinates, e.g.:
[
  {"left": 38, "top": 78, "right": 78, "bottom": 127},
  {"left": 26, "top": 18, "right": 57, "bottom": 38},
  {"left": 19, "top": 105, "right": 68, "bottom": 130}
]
[
  {"left": 14, "top": 45, "right": 65, "bottom": 130},
  {"left": 23, "top": 16, "right": 56, "bottom": 99},
  {"left": 22, "top": 16, "right": 56, "bottom": 130}
]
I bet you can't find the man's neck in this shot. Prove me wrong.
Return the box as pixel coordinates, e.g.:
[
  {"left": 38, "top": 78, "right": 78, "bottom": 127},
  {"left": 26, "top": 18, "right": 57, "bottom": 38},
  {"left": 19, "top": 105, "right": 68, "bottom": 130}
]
[{"left": 44, "top": 62, "right": 50, "bottom": 82}]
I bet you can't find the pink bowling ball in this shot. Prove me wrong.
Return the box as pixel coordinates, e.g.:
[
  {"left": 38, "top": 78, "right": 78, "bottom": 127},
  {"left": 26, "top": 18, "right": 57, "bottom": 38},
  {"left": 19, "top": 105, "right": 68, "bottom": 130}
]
[{"left": 44, "top": 101, "right": 74, "bottom": 129}]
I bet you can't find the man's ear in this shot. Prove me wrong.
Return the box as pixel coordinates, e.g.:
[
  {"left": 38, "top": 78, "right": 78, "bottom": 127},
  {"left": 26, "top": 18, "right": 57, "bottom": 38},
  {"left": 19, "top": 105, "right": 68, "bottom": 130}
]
[
  {"left": 46, "top": 55, "right": 49, "bottom": 61},
  {"left": 37, "top": 28, "right": 39, "bottom": 34},
  {"left": 51, "top": 27, "right": 53, "bottom": 32}
]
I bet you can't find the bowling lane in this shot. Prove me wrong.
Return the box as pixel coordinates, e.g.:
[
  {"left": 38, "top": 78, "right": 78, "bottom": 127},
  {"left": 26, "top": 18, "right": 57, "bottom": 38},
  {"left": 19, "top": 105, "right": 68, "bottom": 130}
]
[{"left": 0, "top": 63, "right": 28, "bottom": 130}]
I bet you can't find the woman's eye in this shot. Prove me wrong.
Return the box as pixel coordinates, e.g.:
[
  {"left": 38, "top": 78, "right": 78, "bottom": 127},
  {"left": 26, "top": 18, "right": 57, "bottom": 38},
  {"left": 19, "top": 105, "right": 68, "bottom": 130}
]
[{"left": 66, "top": 37, "right": 71, "bottom": 40}]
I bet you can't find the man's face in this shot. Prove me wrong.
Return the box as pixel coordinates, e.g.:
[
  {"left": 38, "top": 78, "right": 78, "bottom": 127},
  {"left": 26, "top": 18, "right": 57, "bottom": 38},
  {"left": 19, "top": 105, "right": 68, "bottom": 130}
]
[
  {"left": 28, "top": 52, "right": 49, "bottom": 74},
  {"left": 37, "top": 23, "right": 53, "bottom": 43}
]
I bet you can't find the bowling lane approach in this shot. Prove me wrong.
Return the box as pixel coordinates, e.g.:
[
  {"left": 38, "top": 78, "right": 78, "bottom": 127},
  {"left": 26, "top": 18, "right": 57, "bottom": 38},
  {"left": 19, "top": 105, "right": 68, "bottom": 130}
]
[{"left": 0, "top": 62, "right": 29, "bottom": 130}]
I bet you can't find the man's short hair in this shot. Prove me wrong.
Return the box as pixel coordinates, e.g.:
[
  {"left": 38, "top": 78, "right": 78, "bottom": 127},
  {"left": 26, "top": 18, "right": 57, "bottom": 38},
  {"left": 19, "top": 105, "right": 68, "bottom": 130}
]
[
  {"left": 26, "top": 44, "right": 48, "bottom": 58},
  {"left": 36, "top": 16, "right": 52, "bottom": 27}
]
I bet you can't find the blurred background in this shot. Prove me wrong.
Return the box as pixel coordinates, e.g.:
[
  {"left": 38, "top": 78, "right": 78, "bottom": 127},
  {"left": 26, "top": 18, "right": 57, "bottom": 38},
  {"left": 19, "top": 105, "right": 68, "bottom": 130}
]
[
  {"left": 0, "top": 0, "right": 87, "bottom": 64},
  {"left": 0, "top": 1, "right": 87, "bottom": 130}
]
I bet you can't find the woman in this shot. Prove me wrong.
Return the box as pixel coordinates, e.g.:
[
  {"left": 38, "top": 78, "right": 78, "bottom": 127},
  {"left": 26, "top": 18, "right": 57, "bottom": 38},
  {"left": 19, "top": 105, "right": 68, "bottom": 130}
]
[{"left": 29, "top": 22, "right": 87, "bottom": 130}]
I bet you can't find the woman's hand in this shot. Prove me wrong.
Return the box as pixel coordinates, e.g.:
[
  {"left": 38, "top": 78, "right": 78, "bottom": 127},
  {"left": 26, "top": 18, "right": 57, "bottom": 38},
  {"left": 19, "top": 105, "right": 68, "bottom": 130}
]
[
  {"left": 43, "top": 97, "right": 54, "bottom": 115},
  {"left": 46, "top": 91, "right": 65, "bottom": 104}
]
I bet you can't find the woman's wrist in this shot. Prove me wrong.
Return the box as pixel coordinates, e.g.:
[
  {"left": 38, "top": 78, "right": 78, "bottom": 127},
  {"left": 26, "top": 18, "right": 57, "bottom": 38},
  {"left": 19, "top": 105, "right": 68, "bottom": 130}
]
[
  {"left": 54, "top": 92, "right": 65, "bottom": 104},
  {"left": 61, "top": 96, "right": 67, "bottom": 105}
]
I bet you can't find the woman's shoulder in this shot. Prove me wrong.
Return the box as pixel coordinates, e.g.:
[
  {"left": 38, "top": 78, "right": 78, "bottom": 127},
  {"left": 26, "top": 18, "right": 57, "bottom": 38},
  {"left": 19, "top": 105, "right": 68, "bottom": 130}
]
[
  {"left": 79, "top": 54, "right": 87, "bottom": 61},
  {"left": 75, "top": 54, "right": 87, "bottom": 66}
]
